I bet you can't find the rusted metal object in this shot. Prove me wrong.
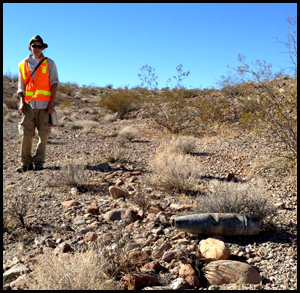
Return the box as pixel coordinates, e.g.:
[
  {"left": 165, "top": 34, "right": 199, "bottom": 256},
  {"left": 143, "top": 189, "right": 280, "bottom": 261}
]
[{"left": 171, "top": 213, "right": 261, "bottom": 236}]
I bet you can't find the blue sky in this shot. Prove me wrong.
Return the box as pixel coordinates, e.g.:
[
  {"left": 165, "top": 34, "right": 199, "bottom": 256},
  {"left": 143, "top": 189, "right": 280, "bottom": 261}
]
[{"left": 3, "top": 3, "right": 297, "bottom": 89}]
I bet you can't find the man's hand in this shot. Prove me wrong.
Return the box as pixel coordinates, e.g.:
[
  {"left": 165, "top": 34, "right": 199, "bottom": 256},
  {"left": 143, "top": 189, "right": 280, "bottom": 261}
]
[
  {"left": 18, "top": 93, "right": 26, "bottom": 114},
  {"left": 19, "top": 102, "right": 26, "bottom": 114},
  {"left": 47, "top": 83, "right": 58, "bottom": 114},
  {"left": 46, "top": 102, "right": 55, "bottom": 114}
]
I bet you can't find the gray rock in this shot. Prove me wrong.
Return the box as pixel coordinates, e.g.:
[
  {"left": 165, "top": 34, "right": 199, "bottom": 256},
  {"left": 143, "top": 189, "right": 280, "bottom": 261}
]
[
  {"left": 169, "top": 278, "right": 191, "bottom": 290},
  {"left": 3, "top": 263, "right": 30, "bottom": 281},
  {"left": 104, "top": 208, "right": 138, "bottom": 223}
]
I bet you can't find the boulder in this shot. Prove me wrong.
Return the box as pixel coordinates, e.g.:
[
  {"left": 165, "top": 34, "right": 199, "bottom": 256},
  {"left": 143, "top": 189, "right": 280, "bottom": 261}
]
[
  {"left": 128, "top": 251, "right": 150, "bottom": 265},
  {"left": 203, "top": 260, "right": 261, "bottom": 286},
  {"left": 161, "top": 249, "right": 184, "bottom": 262},
  {"left": 120, "top": 273, "right": 158, "bottom": 290},
  {"left": 179, "top": 264, "right": 200, "bottom": 287},
  {"left": 103, "top": 208, "right": 138, "bottom": 223},
  {"left": 199, "top": 237, "right": 230, "bottom": 261},
  {"left": 86, "top": 204, "right": 99, "bottom": 215},
  {"left": 109, "top": 186, "right": 129, "bottom": 199}
]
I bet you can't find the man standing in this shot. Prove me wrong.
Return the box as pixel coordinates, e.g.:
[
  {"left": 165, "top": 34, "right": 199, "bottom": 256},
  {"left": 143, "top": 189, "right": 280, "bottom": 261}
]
[{"left": 16, "top": 35, "right": 59, "bottom": 172}]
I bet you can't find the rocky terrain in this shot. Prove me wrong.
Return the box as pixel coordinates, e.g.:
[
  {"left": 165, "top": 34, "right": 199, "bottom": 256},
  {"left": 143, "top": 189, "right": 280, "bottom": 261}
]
[{"left": 3, "top": 76, "right": 297, "bottom": 290}]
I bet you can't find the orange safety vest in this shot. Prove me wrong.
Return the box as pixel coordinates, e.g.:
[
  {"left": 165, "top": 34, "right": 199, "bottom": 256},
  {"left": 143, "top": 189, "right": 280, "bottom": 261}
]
[{"left": 19, "top": 56, "right": 51, "bottom": 103}]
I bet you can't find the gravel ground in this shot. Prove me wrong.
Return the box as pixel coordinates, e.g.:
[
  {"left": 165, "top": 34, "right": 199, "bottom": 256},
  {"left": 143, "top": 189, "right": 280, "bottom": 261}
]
[{"left": 3, "top": 83, "right": 297, "bottom": 290}]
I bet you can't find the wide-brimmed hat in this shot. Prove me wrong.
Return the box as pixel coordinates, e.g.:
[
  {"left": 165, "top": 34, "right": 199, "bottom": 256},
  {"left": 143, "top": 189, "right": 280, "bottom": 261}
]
[{"left": 28, "top": 35, "right": 48, "bottom": 49}]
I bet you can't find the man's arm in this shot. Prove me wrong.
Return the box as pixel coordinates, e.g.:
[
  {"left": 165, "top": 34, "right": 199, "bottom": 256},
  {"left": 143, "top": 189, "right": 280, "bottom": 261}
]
[
  {"left": 46, "top": 83, "right": 58, "bottom": 114},
  {"left": 18, "top": 73, "right": 26, "bottom": 114}
]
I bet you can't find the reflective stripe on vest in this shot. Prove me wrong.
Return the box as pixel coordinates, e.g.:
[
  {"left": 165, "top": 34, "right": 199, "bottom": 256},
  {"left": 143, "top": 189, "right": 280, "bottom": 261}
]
[
  {"left": 25, "top": 90, "right": 51, "bottom": 96},
  {"left": 41, "top": 58, "right": 47, "bottom": 73},
  {"left": 19, "top": 62, "right": 26, "bottom": 80}
]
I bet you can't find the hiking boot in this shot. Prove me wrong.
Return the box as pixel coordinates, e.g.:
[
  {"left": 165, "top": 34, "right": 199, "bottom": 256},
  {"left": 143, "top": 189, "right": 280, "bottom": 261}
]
[
  {"left": 16, "top": 165, "right": 33, "bottom": 173},
  {"left": 34, "top": 164, "right": 44, "bottom": 171}
]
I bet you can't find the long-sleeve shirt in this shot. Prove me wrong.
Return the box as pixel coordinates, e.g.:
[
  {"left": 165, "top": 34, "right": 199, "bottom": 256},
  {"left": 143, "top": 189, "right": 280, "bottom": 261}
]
[{"left": 17, "top": 54, "right": 59, "bottom": 109}]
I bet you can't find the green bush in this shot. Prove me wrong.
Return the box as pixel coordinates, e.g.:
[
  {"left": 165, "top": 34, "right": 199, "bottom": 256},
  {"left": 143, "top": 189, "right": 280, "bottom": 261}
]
[
  {"left": 143, "top": 88, "right": 201, "bottom": 134},
  {"left": 98, "top": 89, "right": 141, "bottom": 119},
  {"left": 138, "top": 64, "right": 201, "bottom": 134},
  {"left": 236, "top": 71, "right": 297, "bottom": 162}
]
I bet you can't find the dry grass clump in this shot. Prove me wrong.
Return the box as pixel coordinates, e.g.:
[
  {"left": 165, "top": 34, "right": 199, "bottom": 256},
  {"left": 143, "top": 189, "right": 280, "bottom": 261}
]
[
  {"left": 249, "top": 152, "right": 297, "bottom": 177},
  {"left": 65, "top": 120, "right": 99, "bottom": 132},
  {"left": 195, "top": 179, "right": 278, "bottom": 230},
  {"left": 169, "top": 135, "right": 198, "bottom": 154},
  {"left": 29, "top": 248, "right": 119, "bottom": 290},
  {"left": 54, "top": 93, "right": 72, "bottom": 109},
  {"left": 147, "top": 146, "right": 202, "bottom": 194},
  {"left": 3, "top": 93, "right": 19, "bottom": 110},
  {"left": 66, "top": 120, "right": 99, "bottom": 133},
  {"left": 103, "top": 113, "right": 118, "bottom": 122},
  {"left": 103, "top": 140, "right": 129, "bottom": 164},
  {"left": 29, "top": 231, "right": 138, "bottom": 290},
  {"left": 48, "top": 161, "right": 87, "bottom": 190},
  {"left": 118, "top": 126, "right": 139, "bottom": 142}
]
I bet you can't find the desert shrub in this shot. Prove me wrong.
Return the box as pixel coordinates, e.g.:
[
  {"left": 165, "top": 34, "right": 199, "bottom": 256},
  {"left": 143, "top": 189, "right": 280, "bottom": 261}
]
[
  {"left": 105, "top": 84, "right": 114, "bottom": 89},
  {"left": 138, "top": 65, "right": 201, "bottom": 134},
  {"left": 4, "top": 193, "right": 34, "bottom": 229},
  {"left": 80, "top": 84, "right": 98, "bottom": 95},
  {"left": 216, "top": 72, "right": 243, "bottom": 99},
  {"left": 3, "top": 93, "right": 19, "bottom": 110},
  {"left": 118, "top": 126, "right": 139, "bottom": 142},
  {"left": 58, "top": 81, "right": 79, "bottom": 95},
  {"left": 143, "top": 89, "right": 201, "bottom": 134},
  {"left": 29, "top": 229, "right": 140, "bottom": 290},
  {"left": 166, "top": 64, "right": 190, "bottom": 89},
  {"left": 228, "top": 17, "right": 297, "bottom": 162},
  {"left": 169, "top": 135, "right": 198, "bottom": 154},
  {"left": 98, "top": 89, "right": 141, "bottom": 119},
  {"left": 103, "top": 113, "right": 118, "bottom": 123},
  {"left": 48, "top": 161, "right": 87, "bottom": 191},
  {"left": 54, "top": 92, "right": 72, "bottom": 109},
  {"left": 196, "top": 90, "right": 240, "bottom": 126},
  {"left": 147, "top": 146, "right": 202, "bottom": 194},
  {"left": 129, "top": 192, "right": 151, "bottom": 214},
  {"left": 80, "top": 121, "right": 99, "bottom": 133},
  {"left": 235, "top": 60, "right": 297, "bottom": 162},
  {"left": 3, "top": 71, "right": 18, "bottom": 82},
  {"left": 131, "top": 85, "right": 149, "bottom": 95},
  {"left": 195, "top": 180, "right": 278, "bottom": 230},
  {"left": 102, "top": 139, "right": 129, "bottom": 164},
  {"left": 3, "top": 103, "right": 9, "bottom": 117},
  {"left": 66, "top": 120, "right": 99, "bottom": 132},
  {"left": 67, "top": 122, "right": 83, "bottom": 130}
]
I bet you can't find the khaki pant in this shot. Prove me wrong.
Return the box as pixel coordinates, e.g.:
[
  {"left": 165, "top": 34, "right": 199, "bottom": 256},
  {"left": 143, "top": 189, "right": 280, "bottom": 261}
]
[{"left": 19, "top": 104, "right": 51, "bottom": 167}]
